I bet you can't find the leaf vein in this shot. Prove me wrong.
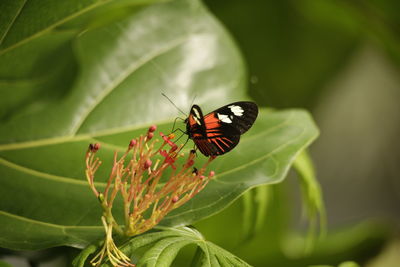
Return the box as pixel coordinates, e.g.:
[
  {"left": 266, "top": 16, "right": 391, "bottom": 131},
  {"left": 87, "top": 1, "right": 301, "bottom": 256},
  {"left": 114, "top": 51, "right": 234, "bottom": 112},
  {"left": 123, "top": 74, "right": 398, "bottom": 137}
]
[
  {"left": 70, "top": 37, "right": 188, "bottom": 135},
  {"left": 0, "top": 0, "right": 27, "bottom": 46},
  {"left": 0, "top": 210, "right": 102, "bottom": 230},
  {"left": 0, "top": 0, "right": 113, "bottom": 55},
  {"left": 0, "top": 157, "right": 106, "bottom": 186}
]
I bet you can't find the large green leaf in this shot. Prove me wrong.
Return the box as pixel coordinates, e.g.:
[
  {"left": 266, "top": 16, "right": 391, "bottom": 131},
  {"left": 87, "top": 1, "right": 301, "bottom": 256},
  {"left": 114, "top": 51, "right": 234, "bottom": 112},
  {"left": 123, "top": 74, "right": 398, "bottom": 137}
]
[
  {"left": 73, "top": 226, "right": 252, "bottom": 266},
  {"left": 0, "top": 0, "right": 318, "bottom": 251},
  {"left": 0, "top": 0, "right": 165, "bottom": 120}
]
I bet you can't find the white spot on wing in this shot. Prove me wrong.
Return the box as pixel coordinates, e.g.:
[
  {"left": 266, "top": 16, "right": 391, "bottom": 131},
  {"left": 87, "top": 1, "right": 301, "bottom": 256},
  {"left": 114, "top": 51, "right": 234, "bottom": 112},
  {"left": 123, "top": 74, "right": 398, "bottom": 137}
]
[
  {"left": 193, "top": 108, "right": 200, "bottom": 118},
  {"left": 217, "top": 113, "right": 232, "bottom": 123},
  {"left": 193, "top": 108, "right": 201, "bottom": 125},
  {"left": 228, "top": 105, "right": 244, "bottom": 116}
]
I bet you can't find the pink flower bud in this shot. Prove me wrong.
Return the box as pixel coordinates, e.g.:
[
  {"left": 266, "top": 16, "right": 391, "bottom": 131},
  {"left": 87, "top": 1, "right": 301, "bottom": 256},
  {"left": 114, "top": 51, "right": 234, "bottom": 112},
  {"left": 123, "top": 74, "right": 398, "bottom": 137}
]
[
  {"left": 199, "top": 175, "right": 205, "bottom": 180},
  {"left": 144, "top": 159, "right": 152, "bottom": 169},
  {"left": 209, "top": 171, "right": 215, "bottom": 178},
  {"left": 148, "top": 125, "right": 157, "bottom": 132},
  {"left": 172, "top": 196, "right": 179, "bottom": 203},
  {"left": 147, "top": 132, "right": 154, "bottom": 140},
  {"left": 129, "top": 139, "right": 137, "bottom": 148},
  {"left": 89, "top": 143, "right": 101, "bottom": 152}
]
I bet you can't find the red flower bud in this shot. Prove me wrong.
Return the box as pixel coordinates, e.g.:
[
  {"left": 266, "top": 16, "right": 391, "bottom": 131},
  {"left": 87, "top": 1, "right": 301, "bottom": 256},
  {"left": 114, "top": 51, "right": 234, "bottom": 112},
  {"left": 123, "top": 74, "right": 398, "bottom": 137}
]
[
  {"left": 89, "top": 143, "right": 101, "bottom": 152},
  {"left": 147, "top": 132, "right": 154, "bottom": 140},
  {"left": 94, "top": 143, "right": 100, "bottom": 150},
  {"left": 129, "top": 139, "right": 137, "bottom": 148},
  {"left": 144, "top": 159, "right": 152, "bottom": 169},
  {"left": 172, "top": 196, "right": 179, "bottom": 203},
  {"left": 148, "top": 125, "right": 157, "bottom": 132}
]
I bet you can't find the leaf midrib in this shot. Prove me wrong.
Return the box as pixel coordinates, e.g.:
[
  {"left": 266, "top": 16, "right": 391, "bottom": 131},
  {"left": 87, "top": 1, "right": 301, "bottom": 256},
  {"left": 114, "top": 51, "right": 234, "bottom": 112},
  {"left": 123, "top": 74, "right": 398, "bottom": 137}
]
[
  {"left": 0, "top": 210, "right": 102, "bottom": 230},
  {"left": 0, "top": 118, "right": 173, "bottom": 151},
  {"left": 0, "top": 0, "right": 27, "bottom": 46},
  {"left": 0, "top": 111, "right": 296, "bottom": 187},
  {"left": 0, "top": 122, "right": 317, "bottom": 232},
  {"left": 0, "top": 109, "right": 294, "bottom": 151}
]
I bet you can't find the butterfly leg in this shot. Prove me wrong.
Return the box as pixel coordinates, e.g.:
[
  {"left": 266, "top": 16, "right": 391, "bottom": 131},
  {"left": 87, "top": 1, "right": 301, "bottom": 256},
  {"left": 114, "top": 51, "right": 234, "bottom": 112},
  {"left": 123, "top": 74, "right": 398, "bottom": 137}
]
[
  {"left": 174, "top": 131, "right": 186, "bottom": 143},
  {"left": 176, "top": 136, "right": 192, "bottom": 154},
  {"left": 170, "top": 117, "right": 185, "bottom": 133},
  {"left": 191, "top": 142, "right": 198, "bottom": 156}
]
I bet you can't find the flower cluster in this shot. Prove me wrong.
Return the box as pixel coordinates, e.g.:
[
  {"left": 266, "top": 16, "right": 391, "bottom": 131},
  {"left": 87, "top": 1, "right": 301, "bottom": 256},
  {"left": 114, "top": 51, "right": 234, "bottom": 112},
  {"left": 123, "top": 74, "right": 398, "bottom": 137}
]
[{"left": 85, "top": 125, "right": 215, "bottom": 266}]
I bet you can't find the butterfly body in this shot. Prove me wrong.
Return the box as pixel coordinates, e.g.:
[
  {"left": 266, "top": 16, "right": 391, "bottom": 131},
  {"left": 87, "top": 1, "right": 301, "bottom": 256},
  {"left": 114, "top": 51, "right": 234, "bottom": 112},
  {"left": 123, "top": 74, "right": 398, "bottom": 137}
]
[{"left": 185, "top": 102, "right": 258, "bottom": 156}]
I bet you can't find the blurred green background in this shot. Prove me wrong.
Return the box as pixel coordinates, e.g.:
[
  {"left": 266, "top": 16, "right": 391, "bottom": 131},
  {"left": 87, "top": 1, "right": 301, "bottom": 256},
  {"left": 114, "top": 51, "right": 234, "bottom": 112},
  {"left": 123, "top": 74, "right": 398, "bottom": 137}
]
[{"left": 1, "top": 0, "right": 400, "bottom": 266}]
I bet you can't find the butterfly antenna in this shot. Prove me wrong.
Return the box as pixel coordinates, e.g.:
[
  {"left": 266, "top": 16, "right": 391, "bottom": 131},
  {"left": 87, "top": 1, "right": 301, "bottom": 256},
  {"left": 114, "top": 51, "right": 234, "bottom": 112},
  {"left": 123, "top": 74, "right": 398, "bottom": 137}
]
[
  {"left": 190, "top": 94, "right": 197, "bottom": 107},
  {"left": 161, "top": 93, "right": 187, "bottom": 116}
]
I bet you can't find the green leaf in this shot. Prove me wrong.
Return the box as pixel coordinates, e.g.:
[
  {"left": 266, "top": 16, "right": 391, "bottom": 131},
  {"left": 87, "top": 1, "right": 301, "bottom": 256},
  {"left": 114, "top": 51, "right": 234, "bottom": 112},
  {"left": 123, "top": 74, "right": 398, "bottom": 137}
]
[
  {"left": 163, "top": 109, "right": 319, "bottom": 226},
  {"left": 241, "top": 185, "right": 272, "bottom": 241},
  {"left": 291, "top": 149, "right": 326, "bottom": 254},
  {"left": 0, "top": 0, "right": 319, "bottom": 251},
  {"left": 90, "top": 226, "right": 252, "bottom": 267},
  {"left": 72, "top": 244, "right": 97, "bottom": 267},
  {"left": 338, "top": 262, "right": 360, "bottom": 267},
  {"left": 308, "top": 262, "right": 360, "bottom": 267},
  {"left": 0, "top": 0, "right": 166, "bottom": 120},
  {"left": 0, "top": 260, "right": 13, "bottom": 267},
  {"left": 0, "top": 0, "right": 164, "bottom": 53}
]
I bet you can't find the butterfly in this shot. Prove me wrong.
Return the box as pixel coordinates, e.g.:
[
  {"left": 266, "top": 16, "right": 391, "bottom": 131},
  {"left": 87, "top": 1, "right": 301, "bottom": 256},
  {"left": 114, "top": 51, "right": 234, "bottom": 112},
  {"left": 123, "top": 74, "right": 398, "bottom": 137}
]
[{"left": 185, "top": 102, "right": 258, "bottom": 156}]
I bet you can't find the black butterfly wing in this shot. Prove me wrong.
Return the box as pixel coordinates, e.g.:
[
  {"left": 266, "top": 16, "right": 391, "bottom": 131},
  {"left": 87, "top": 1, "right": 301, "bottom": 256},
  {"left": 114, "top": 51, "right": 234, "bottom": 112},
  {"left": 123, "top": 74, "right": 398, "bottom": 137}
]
[
  {"left": 187, "top": 102, "right": 258, "bottom": 156},
  {"left": 208, "top": 101, "right": 258, "bottom": 134}
]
